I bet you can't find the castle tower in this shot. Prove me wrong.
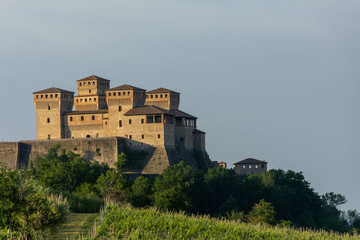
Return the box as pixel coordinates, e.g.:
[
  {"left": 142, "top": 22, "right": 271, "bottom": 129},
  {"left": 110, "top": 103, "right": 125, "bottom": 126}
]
[
  {"left": 145, "top": 88, "right": 180, "bottom": 110},
  {"left": 106, "top": 85, "right": 147, "bottom": 136},
  {"left": 74, "top": 75, "right": 110, "bottom": 111},
  {"left": 33, "top": 88, "right": 74, "bottom": 140}
]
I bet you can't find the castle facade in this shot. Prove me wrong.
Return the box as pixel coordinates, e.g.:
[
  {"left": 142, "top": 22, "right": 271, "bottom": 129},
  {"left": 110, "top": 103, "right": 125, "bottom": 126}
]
[{"left": 33, "top": 75, "right": 205, "bottom": 151}]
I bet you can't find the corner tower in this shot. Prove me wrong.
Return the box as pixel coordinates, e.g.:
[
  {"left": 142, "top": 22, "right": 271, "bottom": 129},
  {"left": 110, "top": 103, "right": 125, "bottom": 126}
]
[
  {"left": 74, "top": 75, "right": 110, "bottom": 111},
  {"left": 33, "top": 88, "right": 74, "bottom": 140}
]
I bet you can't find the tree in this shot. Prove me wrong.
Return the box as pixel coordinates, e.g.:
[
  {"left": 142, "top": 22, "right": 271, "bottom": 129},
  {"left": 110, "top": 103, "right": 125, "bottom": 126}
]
[
  {"left": 322, "top": 192, "right": 347, "bottom": 208},
  {"left": 246, "top": 199, "right": 276, "bottom": 225},
  {"left": 115, "top": 152, "right": 128, "bottom": 172},
  {"left": 131, "top": 176, "right": 152, "bottom": 207},
  {"left": 152, "top": 161, "right": 198, "bottom": 211},
  {"left": 96, "top": 169, "right": 130, "bottom": 203}
]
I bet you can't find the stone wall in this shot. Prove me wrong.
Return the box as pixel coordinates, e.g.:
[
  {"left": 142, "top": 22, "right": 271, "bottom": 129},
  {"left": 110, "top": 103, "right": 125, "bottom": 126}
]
[{"left": 0, "top": 137, "right": 212, "bottom": 174}]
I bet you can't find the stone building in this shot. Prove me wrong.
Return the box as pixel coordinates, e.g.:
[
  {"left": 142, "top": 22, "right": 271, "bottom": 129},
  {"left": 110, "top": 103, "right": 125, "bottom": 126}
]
[
  {"left": 233, "top": 158, "right": 267, "bottom": 176},
  {"left": 0, "top": 75, "right": 213, "bottom": 174},
  {"left": 218, "top": 161, "right": 227, "bottom": 168}
]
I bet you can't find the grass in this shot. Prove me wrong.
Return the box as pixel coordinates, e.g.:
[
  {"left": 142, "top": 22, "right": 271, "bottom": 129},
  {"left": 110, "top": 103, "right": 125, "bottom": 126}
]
[
  {"left": 87, "top": 205, "right": 360, "bottom": 240},
  {"left": 47, "top": 212, "right": 99, "bottom": 240}
]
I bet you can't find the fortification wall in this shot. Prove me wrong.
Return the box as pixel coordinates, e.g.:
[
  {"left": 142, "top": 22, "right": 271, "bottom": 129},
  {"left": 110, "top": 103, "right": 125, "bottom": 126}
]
[
  {"left": 0, "top": 142, "right": 19, "bottom": 169},
  {"left": 0, "top": 138, "right": 212, "bottom": 174}
]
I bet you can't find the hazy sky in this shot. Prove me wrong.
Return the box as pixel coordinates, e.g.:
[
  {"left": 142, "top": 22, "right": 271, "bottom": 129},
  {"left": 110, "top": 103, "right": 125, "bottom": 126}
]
[{"left": 0, "top": 0, "right": 359, "bottom": 210}]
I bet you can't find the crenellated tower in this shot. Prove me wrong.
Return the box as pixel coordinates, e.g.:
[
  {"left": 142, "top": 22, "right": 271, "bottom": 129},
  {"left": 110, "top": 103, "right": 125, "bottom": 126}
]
[
  {"left": 74, "top": 75, "right": 110, "bottom": 111},
  {"left": 33, "top": 88, "right": 74, "bottom": 139},
  {"left": 145, "top": 88, "right": 180, "bottom": 110}
]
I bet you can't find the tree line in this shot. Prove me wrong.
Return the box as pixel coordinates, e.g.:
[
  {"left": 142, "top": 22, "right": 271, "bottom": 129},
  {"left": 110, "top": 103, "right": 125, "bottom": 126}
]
[{"left": 1, "top": 145, "right": 359, "bottom": 238}]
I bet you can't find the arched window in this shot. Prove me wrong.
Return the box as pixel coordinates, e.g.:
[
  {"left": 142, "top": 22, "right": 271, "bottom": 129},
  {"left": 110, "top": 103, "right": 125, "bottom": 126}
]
[
  {"left": 128, "top": 91, "right": 130, "bottom": 95},
  {"left": 123, "top": 92, "right": 126, "bottom": 96},
  {"left": 146, "top": 95, "right": 149, "bottom": 98},
  {"left": 41, "top": 95, "right": 43, "bottom": 98},
  {"left": 85, "top": 99, "right": 87, "bottom": 102},
  {"left": 94, "top": 98, "right": 96, "bottom": 102},
  {"left": 84, "top": 82, "right": 86, "bottom": 86},
  {"left": 50, "top": 94, "right": 53, "bottom": 98},
  {"left": 80, "top": 99, "right": 83, "bottom": 102},
  {"left": 165, "top": 94, "right": 168, "bottom": 98},
  {"left": 55, "top": 94, "right": 58, "bottom": 98},
  {"left": 47, "top": 118, "right": 50, "bottom": 123},
  {"left": 118, "top": 92, "right": 121, "bottom": 96},
  {"left": 88, "top": 82, "right": 90, "bottom": 85},
  {"left": 155, "top": 94, "right": 158, "bottom": 98},
  {"left": 92, "top": 115, "right": 95, "bottom": 120},
  {"left": 92, "top": 81, "right": 95, "bottom": 85},
  {"left": 70, "top": 116, "right": 73, "bottom": 121},
  {"left": 89, "top": 98, "right": 92, "bottom": 102},
  {"left": 79, "top": 83, "right": 82, "bottom": 86},
  {"left": 109, "top": 92, "right": 112, "bottom": 96},
  {"left": 45, "top": 95, "right": 48, "bottom": 98},
  {"left": 160, "top": 94, "right": 163, "bottom": 98},
  {"left": 118, "top": 106, "right": 122, "bottom": 112},
  {"left": 151, "top": 95, "right": 153, "bottom": 98}
]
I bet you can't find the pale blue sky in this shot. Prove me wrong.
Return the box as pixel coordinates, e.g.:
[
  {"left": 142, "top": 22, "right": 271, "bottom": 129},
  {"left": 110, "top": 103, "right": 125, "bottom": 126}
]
[{"left": 0, "top": 0, "right": 359, "bottom": 210}]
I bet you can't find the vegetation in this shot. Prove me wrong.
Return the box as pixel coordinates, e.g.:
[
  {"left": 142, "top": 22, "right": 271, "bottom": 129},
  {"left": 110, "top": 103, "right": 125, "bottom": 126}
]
[
  {"left": 1, "top": 145, "right": 360, "bottom": 238},
  {"left": 90, "top": 204, "right": 360, "bottom": 240}
]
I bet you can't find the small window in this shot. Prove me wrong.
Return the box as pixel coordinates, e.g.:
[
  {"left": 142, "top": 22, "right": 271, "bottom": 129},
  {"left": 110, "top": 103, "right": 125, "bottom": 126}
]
[
  {"left": 165, "top": 94, "right": 168, "bottom": 98},
  {"left": 50, "top": 94, "right": 53, "bottom": 98},
  {"left": 48, "top": 105, "right": 51, "bottom": 110},
  {"left": 155, "top": 94, "right": 158, "bottom": 98},
  {"left": 92, "top": 115, "right": 95, "bottom": 120},
  {"left": 76, "top": 99, "right": 79, "bottom": 102},
  {"left": 146, "top": 95, "right": 149, "bottom": 98},
  {"left": 150, "top": 95, "right": 153, "bottom": 98},
  {"left": 160, "top": 94, "right": 163, "bottom": 98},
  {"left": 180, "top": 137, "right": 184, "bottom": 142},
  {"left": 94, "top": 98, "right": 97, "bottom": 102},
  {"left": 47, "top": 118, "right": 50, "bottom": 123},
  {"left": 92, "top": 81, "right": 95, "bottom": 85},
  {"left": 79, "top": 83, "right": 82, "bottom": 86},
  {"left": 105, "top": 121, "right": 108, "bottom": 125},
  {"left": 255, "top": 165, "right": 258, "bottom": 169},
  {"left": 262, "top": 165, "right": 264, "bottom": 169},
  {"left": 46, "top": 95, "right": 48, "bottom": 98},
  {"left": 36, "top": 95, "right": 38, "bottom": 99},
  {"left": 47, "top": 134, "right": 50, "bottom": 139},
  {"left": 81, "top": 116, "right": 84, "bottom": 121},
  {"left": 89, "top": 90, "right": 91, "bottom": 94},
  {"left": 41, "top": 95, "right": 43, "bottom": 98},
  {"left": 109, "top": 92, "right": 112, "bottom": 96},
  {"left": 249, "top": 165, "right": 252, "bottom": 169},
  {"left": 85, "top": 99, "right": 87, "bottom": 102},
  {"left": 129, "top": 135, "right": 132, "bottom": 140},
  {"left": 123, "top": 92, "right": 126, "bottom": 96},
  {"left": 129, "top": 119, "right": 132, "bottom": 124},
  {"left": 141, "top": 119, "right": 144, "bottom": 124},
  {"left": 80, "top": 99, "right": 83, "bottom": 102},
  {"left": 118, "top": 106, "right": 122, "bottom": 112},
  {"left": 142, "top": 135, "right": 144, "bottom": 139},
  {"left": 128, "top": 91, "right": 130, "bottom": 95},
  {"left": 155, "top": 115, "right": 162, "bottom": 123},
  {"left": 119, "top": 120, "right": 122, "bottom": 127},
  {"left": 70, "top": 116, "right": 73, "bottom": 121},
  {"left": 158, "top": 134, "right": 161, "bottom": 139},
  {"left": 88, "top": 81, "right": 90, "bottom": 85},
  {"left": 146, "top": 116, "right": 153, "bottom": 123},
  {"left": 55, "top": 94, "right": 58, "bottom": 98},
  {"left": 84, "top": 82, "right": 86, "bottom": 86},
  {"left": 242, "top": 165, "right": 246, "bottom": 169},
  {"left": 89, "top": 98, "right": 92, "bottom": 102},
  {"left": 118, "top": 92, "right": 121, "bottom": 96}
]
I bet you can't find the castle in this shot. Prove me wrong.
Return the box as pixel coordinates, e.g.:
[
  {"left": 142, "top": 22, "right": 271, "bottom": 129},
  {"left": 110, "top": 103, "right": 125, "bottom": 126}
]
[{"left": 0, "top": 75, "right": 212, "bottom": 173}]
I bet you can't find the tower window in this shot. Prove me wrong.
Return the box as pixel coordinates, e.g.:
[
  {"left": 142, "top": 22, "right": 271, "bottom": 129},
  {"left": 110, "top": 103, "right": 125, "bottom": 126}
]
[
  {"left": 50, "top": 94, "right": 53, "bottom": 98},
  {"left": 85, "top": 99, "right": 87, "bottom": 102},
  {"left": 48, "top": 105, "right": 51, "bottom": 110},
  {"left": 109, "top": 92, "right": 111, "bottom": 96},
  {"left": 84, "top": 82, "right": 86, "bottom": 86},
  {"left": 89, "top": 98, "right": 92, "bottom": 102},
  {"left": 36, "top": 95, "right": 38, "bottom": 99},
  {"left": 46, "top": 95, "right": 48, "bottom": 98},
  {"left": 123, "top": 92, "right": 126, "bottom": 96},
  {"left": 47, "top": 134, "right": 50, "bottom": 139},
  {"left": 141, "top": 119, "right": 144, "bottom": 124},
  {"left": 128, "top": 91, "right": 130, "bottom": 95},
  {"left": 70, "top": 117, "right": 73, "bottom": 122},
  {"left": 119, "top": 120, "right": 122, "bottom": 127},
  {"left": 129, "top": 135, "right": 132, "bottom": 139},
  {"left": 180, "top": 137, "right": 184, "bottom": 142},
  {"left": 142, "top": 135, "right": 144, "bottom": 139},
  {"left": 79, "top": 83, "right": 82, "bottom": 86},
  {"left": 88, "top": 82, "right": 90, "bottom": 85},
  {"left": 47, "top": 118, "right": 50, "bottom": 123},
  {"left": 89, "top": 90, "right": 91, "bottom": 94},
  {"left": 92, "top": 115, "right": 95, "bottom": 120},
  {"left": 160, "top": 94, "right": 163, "bottom": 98},
  {"left": 55, "top": 94, "right": 58, "bottom": 98},
  {"left": 94, "top": 98, "right": 96, "bottom": 102},
  {"left": 165, "top": 94, "right": 168, "bottom": 98},
  {"left": 81, "top": 116, "right": 84, "bottom": 121},
  {"left": 129, "top": 119, "right": 132, "bottom": 124},
  {"left": 155, "top": 94, "right": 158, "bottom": 98},
  {"left": 158, "top": 134, "right": 161, "bottom": 139},
  {"left": 118, "top": 106, "right": 122, "bottom": 111},
  {"left": 118, "top": 92, "right": 121, "bottom": 96},
  {"left": 41, "top": 95, "right": 43, "bottom": 98},
  {"left": 92, "top": 81, "right": 95, "bottom": 85},
  {"left": 150, "top": 95, "right": 153, "bottom": 98}
]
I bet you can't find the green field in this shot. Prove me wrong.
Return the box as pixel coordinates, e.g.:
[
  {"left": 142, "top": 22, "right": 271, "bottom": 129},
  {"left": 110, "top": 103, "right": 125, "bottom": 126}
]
[{"left": 86, "top": 205, "right": 359, "bottom": 240}]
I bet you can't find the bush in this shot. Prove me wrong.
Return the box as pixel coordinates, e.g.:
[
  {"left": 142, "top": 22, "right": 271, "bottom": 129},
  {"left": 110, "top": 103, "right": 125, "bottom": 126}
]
[{"left": 68, "top": 192, "right": 103, "bottom": 213}]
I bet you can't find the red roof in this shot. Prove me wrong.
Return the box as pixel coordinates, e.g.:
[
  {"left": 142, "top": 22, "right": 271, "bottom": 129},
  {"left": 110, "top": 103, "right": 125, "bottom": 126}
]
[
  {"left": 124, "top": 105, "right": 172, "bottom": 116},
  {"left": 233, "top": 158, "right": 267, "bottom": 165},
  {"left": 108, "top": 84, "right": 146, "bottom": 91},
  {"left": 33, "top": 87, "right": 74, "bottom": 94},
  {"left": 76, "top": 75, "right": 111, "bottom": 82},
  {"left": 147, "top": 87, "right": 180, "bottom": 95}
]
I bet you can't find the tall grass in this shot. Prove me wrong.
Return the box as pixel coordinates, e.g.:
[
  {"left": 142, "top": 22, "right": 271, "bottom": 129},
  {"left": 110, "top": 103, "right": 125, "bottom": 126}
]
[{"left": 84, "top": 205, "right": 360, "bottom": 240}]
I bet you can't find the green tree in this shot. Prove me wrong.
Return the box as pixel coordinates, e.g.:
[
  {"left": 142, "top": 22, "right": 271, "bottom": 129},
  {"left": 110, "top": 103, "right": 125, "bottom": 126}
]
[
  {"left": 115, "top": 152, "right": 128, "bottom": 172},
  {"left": 131, "top": 176, "right": 153, "bottom": 207},
  {"left": 96, "top": 169, "right": 130, "bottom": 203},
  {"left": 152, "top": 161, "right": 198, "bottom": 211},
  {"left": 246, "top": 199, "right": 276, "bottom": 225}
]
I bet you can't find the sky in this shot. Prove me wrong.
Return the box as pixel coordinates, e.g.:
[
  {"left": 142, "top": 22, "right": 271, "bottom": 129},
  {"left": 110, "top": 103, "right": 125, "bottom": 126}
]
[{"left": 0, "top": 0, "right": 359, "bottom": 210}]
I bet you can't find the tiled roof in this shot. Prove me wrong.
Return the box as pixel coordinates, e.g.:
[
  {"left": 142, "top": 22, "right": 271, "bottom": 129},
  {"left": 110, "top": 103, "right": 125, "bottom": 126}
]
[
  {"left": 108, "top": 84, "right": 146, "bottom": 91},
  {"left": 33, "top": 87, "right": 74, "bottom": 94},
  {"left": 77, "top": 75, "right": 111, "bottom": 82},
  {"left": 124, "top": 106, "right": 172, "bottom": 116},
  {"left": 170, "top": 109, "right": 197, "bottom": 119},
  {"left": 147, "top": 88, "right": 180, "bottom": 95},
  {"left": 193, "top": 129, "right": 206, "bottom": 134},
  {"left": 233, "top": 158, "right": 268, "bottom": 165},
  {"left": 63, "top": 109, "right": 108, "bottom": 115}
]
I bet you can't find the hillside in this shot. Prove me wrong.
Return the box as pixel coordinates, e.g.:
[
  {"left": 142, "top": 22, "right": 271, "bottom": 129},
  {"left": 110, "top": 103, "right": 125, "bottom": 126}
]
[{"left": 87, "top": 205, "right": 360, "bottom": 240}]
